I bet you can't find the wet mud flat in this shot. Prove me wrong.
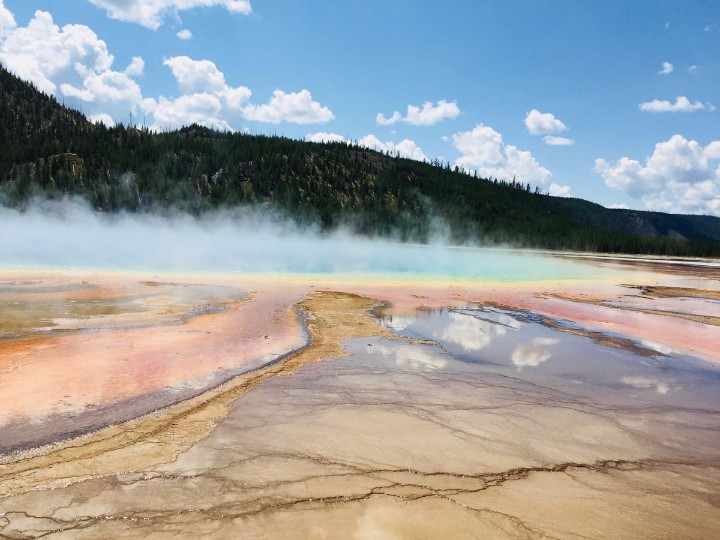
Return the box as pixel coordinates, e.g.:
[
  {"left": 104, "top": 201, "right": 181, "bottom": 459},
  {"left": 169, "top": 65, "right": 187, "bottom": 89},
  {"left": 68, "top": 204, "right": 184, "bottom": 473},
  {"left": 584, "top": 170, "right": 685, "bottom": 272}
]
[{"left": 1, "top": 263, "right": 720, "bottom": 538}]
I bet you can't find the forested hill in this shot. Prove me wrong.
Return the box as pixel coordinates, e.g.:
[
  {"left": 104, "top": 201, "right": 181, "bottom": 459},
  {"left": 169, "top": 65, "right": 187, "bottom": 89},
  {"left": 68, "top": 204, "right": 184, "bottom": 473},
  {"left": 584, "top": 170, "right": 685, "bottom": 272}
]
[{"left": 1, "top": 64, "right": 719, "bottom": 257}]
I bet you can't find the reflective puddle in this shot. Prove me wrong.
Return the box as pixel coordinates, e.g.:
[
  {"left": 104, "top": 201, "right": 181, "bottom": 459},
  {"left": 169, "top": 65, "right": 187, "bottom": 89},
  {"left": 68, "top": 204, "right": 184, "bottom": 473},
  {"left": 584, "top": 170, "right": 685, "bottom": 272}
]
[{"left": 378, "top": 306, "right": 720, "bottom": 410}]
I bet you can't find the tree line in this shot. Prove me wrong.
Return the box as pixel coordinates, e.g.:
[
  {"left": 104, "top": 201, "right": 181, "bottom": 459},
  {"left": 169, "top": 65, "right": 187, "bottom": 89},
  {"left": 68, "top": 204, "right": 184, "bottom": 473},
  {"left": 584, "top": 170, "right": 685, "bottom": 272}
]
[{"left": 1, "top": 64, "right": 719, "bottom": 257}]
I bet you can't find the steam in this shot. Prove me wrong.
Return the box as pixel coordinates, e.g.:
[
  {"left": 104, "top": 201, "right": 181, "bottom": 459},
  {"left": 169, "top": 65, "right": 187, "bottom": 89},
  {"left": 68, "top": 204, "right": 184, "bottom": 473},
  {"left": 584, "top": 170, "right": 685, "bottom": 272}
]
[{"left": 0, "top": 197, "right": 607, "bottom": 280}]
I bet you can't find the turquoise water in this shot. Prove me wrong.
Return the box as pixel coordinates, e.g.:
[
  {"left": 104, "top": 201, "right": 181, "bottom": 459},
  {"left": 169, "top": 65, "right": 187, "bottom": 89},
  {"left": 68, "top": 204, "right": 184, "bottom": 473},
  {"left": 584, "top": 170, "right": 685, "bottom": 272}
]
[
  {"left": 2, "top": 237, "right": 614, "bottom": 282},
  {"left": 0, "top": 203, "right": 629, "bottom": 281}
]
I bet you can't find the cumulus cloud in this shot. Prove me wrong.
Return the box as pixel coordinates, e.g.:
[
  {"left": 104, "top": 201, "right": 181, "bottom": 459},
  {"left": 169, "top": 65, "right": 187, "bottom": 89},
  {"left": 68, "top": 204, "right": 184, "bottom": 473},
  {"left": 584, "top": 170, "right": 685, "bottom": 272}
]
[
  {"left": 164, "top": 56, "right": 231, "bottom": 95},
  {"left": 306, "top": 132, "right": 428, "bottom": 161},
  {"left": 305, "top": 132, "right": 347, "bottom": 143},
  {"left": 243, "top": 89, "right": 334, "bottom": 124},
  {"left": 658, "top": 61, "right": 673, "bottom": 75},
  {"left": 0, "top": 6, "right": 330, "bottom": 132},
  {"left": 452, "top": 124, "right": 552, "bottom": 183},
  {"left": 124, "top": 56, "right": 145, "bottom": 77},
  {"left": 89, "top": 112, "right": 115, "bottom": 126},
  {"left": 524, "top": 109, "right": 567, "bottom": 135},
  {"left": 377, "top": 100, "right": 460, "bottom": 126},
  {"left": 0, "top": 9, "right": 144, "bottom": 122},
  {"left": 548, "top": 183, "right": 571, "bottom": 197},
  {"left": 61, "top": 67, "right": 143, "bottom": 119},
  {"left": 639, "top": 96, "right": 715, "bottom": 113},
  {"left": 0, "top": 10, "right": 112, "bottom": 93},
  {"left": 142, "top": 93, "right": 232, "bottom": 131},
  {"left": 596, "top": 134, "right": 720, "bottom": 215},
  {"left": 86, "top": 0, "right": 251, "bottom": 30},
  {"left": 176, "top": 29, "right": 193, "bottom": 40},
  {"left": 544, "top": 135, "right": 575, "bottom": 146},
  {"left": 358, "top": 134, "right": 427, "bottom": 161},
  {"left": 143, "top": 57, "right": 332, "bottom": 130},
  {"left": 606, "top": 203, "right": 629, "bottom": 210},
  {"left": 0, "top": 0, "right": 16, "bottom": 39}
]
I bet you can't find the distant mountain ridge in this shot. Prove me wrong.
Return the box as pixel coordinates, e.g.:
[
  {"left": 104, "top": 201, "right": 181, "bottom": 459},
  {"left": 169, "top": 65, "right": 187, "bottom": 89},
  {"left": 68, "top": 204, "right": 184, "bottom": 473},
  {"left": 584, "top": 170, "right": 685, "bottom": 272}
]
[{"left": 1, "top": 64, "right": 719, "bottom": 257}]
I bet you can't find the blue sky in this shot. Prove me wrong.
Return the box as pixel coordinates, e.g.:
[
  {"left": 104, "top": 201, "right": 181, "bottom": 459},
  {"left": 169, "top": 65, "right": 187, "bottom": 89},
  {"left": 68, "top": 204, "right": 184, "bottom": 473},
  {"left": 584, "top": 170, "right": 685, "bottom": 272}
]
[{"left": 0, "top": 1, "right": 718, "bottom": 215}]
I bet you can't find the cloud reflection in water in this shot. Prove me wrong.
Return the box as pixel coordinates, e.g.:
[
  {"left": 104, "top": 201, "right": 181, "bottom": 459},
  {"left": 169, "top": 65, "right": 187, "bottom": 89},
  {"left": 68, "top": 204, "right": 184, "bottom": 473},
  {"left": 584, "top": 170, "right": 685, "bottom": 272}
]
[
  {"left": 367, "top": 342, "right": 447, "bottom": 371},
  {"left": 622, "top": 376, "right": 672, "bottom": 395},
  {"left": 439, "top": 310, "right": 520, "bottom": 352},
  {"left": 511, "top": 337, "right": 560, "bottom": 370}
]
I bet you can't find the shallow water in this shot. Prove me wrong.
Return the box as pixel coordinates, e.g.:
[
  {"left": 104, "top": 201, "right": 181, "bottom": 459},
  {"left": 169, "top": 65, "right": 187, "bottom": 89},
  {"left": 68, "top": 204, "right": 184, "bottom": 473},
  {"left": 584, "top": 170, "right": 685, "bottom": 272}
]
[{"left": 380, "top": 306, "right": 720, "bottom": 411}]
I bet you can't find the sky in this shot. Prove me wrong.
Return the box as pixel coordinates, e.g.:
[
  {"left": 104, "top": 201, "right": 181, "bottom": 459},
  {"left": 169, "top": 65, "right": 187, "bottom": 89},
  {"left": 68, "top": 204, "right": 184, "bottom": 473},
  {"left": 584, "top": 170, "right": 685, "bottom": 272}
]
[{"left": 0, "top": 0, "right": 718, "bottom": 215}]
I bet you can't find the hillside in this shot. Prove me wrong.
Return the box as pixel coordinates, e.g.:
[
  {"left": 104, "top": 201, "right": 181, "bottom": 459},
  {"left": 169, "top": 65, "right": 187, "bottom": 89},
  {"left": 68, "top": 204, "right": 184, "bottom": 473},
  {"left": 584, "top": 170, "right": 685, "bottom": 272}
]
[{"left": 1, "top": 64, "right": 719, "bottom": 257}]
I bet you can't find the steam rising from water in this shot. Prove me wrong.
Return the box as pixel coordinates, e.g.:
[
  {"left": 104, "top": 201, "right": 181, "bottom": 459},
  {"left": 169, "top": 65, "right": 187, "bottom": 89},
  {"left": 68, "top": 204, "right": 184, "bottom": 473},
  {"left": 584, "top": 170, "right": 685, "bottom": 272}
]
[{"left": 1, "top": 198, "right": 606, "bottom": 280}]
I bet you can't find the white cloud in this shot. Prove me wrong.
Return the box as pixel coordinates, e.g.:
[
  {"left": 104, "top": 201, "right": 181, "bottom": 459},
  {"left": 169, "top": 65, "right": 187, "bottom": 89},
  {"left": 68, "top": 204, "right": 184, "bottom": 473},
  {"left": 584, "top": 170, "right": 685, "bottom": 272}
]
[
  {"left": 452, "top": 124, "right": 552, "bottom": 183},
  {"left": 0, "top": 0, "right": 16, "bottom": 40},
  {"left": 544, "top": 135, "right": 575, "bottom": 146},
  {"left": 142, "top": 93, "right": 231, "bottom": 131},
  {"left": 124, "top": 56, "right": 145, "bottom": 77},
  {"left": 148, "top": 56, "right": 250, "bottom": 130},
  {"left": 606, "top": 203, "right": 629, "bottom": 210},
  {"left": 89, "top": 112, "right": 115, "bottom": 126},
  {"left": 0, "top": 10, "right": 144, "bottom": 122},
  {"left": 526, "top": 110, "right": 574, "bottom": 146},
  {"left": 358, "top": 134, "right": 427, "bottom": 161},
  {"left": 688, "top": 65, "right": 699, "bottom": 74},
  {"left": 0, "top": 8, "right": 327, "bottom": 132},
  {"left": 377, "top": 100, "right": 460, "bottom": 126},
  {"left": 164, "top": 56, "right": 228, "bottom": 94},
  {"left": 148, "top": 56, "right": 332, "bottom": 130},
  {"left": 144, "top": 57, "right": 249, "bottom": 130},
  {"left": 243, "top": 89, "right": 334, "bottom": 124},
  {"left": 376, "top": 111, "right": 402, "bottom": 125},
  {"left": 524, "top": 109, "right": 567, "bottom": 135},
  {"left": 596, "top": 135, "right": 720, "bottom": 215},
  {"left": 658, "top": 61, "right": 673, "bottom": 75},
  {"left": 548, "top": 183, "right": 571, "bottom": 197},
  {"left": 61, "top": 68, "right": 143, "bottom": 120},
  {"left": 305, "top": 132, "right": 347, "bottom": 143},
  {"left": 176, "top": 29, "right": 193, "bottom": 40},
  {"left": 639, "top": 96, "right": 715, "bottom": 113},
  {"left": 0, "top": 10, "right": 112, "bottom": 93},
  {"left": 86, "top": 0, "right": 251, "bottom": 30}
]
